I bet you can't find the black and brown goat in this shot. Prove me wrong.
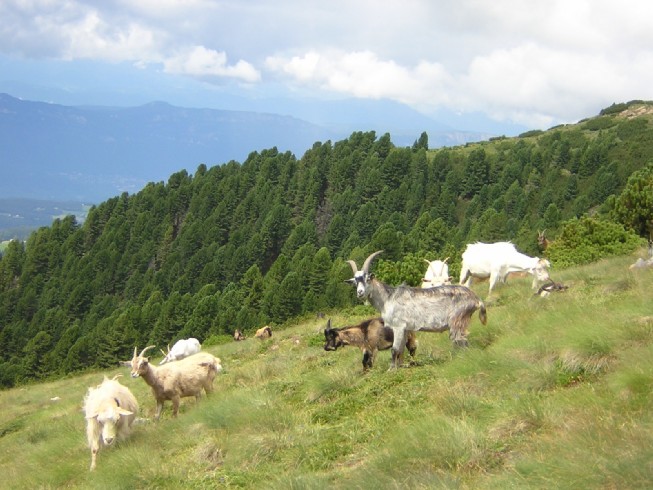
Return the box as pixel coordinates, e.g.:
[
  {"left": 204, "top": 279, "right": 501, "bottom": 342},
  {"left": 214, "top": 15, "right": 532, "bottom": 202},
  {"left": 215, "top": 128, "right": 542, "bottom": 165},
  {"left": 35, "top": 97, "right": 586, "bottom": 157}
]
[{"left": 324, "top": 318, "right": 417, "bottom": 370}]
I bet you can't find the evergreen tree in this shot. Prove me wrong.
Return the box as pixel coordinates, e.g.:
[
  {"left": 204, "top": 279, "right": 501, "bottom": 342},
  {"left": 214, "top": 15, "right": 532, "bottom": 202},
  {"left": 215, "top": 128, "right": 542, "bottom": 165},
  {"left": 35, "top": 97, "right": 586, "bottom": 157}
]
[
  {"left": 610, "top": 163, "right": 653, "bottom": 237},
  {"left": 462, "top": 148, "right": 489, "bottom": 198},
  {"left": 412, "top": 131, "right": 429, "bottom": 151},
  {"left": 273, "top": 271, "right": 303, "bottom": 322}
]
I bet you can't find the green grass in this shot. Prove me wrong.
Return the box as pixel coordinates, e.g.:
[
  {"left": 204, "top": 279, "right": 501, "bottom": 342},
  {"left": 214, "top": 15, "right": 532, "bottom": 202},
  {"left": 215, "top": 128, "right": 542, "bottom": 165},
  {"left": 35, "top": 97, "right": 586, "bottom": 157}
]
[{"left": 1, "top": 251, "right": 653, "bottom": 488}]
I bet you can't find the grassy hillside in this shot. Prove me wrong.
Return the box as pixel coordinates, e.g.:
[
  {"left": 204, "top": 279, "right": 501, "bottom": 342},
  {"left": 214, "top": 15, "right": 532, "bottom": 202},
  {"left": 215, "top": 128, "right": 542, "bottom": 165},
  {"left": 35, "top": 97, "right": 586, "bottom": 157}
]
[{"left": 1, "top": 250, "right": 652, "bottom": 489}]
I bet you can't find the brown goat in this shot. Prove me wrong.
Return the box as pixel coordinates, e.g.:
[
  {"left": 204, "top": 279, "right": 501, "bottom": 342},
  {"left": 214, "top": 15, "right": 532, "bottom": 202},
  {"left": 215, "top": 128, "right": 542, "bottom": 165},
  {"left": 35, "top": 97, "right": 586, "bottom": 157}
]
[
  {"left": 126, "top": 346, "right": 222, "bottom": 420},
  {"left": 324, "top": 318, "right": 417, "bottom": 370},
  {"left": 537, "top": 230, "right": 550, "bottom": 251},
  {"left": 255, "top": 325, "right": 272, "bottom": 339}
]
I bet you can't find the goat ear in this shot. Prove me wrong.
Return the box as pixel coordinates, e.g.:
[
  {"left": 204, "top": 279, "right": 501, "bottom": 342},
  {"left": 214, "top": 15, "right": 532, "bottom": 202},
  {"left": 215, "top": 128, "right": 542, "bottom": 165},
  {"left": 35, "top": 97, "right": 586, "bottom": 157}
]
[
  {"left": 119, "top": 360, "right": 132, "bottom": 367},
  {"left": 116, "top": 408, "right": 133, "bottom": 416},
  {"left": 85, "top": 412, "right": 98, "bottom": 419},
  {"left": 345, "top": 278, "right": 356, "bottom": 284}
]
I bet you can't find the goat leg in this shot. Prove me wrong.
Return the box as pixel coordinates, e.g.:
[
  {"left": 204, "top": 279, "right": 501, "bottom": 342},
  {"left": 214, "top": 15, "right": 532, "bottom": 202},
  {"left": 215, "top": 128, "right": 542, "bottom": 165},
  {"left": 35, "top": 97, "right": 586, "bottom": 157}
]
[{"left": 390, "top": 326, "right": 407, "bottom": 369}]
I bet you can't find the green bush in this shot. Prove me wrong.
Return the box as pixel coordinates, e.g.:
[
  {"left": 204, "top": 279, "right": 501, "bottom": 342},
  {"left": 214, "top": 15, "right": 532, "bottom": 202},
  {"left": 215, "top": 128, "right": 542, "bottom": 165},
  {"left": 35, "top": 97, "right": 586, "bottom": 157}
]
[
  {"left": 599, "top": 103, "right": 629, "bottom": 116},
  {"left": 582, "top": 116, "right": 617, "bottom": 131},
  {"left": 546, "top": 216, "right": 643, "bottom": 268}
]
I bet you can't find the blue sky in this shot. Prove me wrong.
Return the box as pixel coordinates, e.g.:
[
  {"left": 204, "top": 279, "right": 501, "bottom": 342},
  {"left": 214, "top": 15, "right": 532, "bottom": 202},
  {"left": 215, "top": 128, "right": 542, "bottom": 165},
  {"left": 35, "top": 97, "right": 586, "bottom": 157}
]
[{"left": 2, "top": 0, "right": 653, "bottom": 133}]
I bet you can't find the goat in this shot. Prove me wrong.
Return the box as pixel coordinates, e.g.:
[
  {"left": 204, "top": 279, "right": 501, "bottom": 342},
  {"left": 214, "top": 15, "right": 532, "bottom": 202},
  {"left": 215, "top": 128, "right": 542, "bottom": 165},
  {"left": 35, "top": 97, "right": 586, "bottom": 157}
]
[
  {"left": 126, "top": 346, "right": 222, "bottom": 420},
  {"left": 630, "top": 237, "right": 653, "bottom": 269},
  {"left": 233, "top": 329, "right": 245, "bottom": 341},
  {"left": 421, "top": 257, "right": 452, "bottom": 288},
  {"left": 159, "top": 337, "right": 201, "bottom": 365},
  {"left": 535, "top": 280, "right": 569, "bottom": 297},
  {"left": 630, "top": 257, "right": 653, "bottom": 270},
  {"left": 460, "top": 241, "right": 551, "bottom": 295},
  {"left": 347, "top": 251, "right": 487, "bottom": 369},
  {"left": 83, "top": 375, "right": 138, "bottom": 471},
  {"left": 255, "top": 325, "right": 272, "bottom": 339},
  {"left": 324, "top": 317, "right": 417, "bottom": 370},
  {"left": 537, "top": 230, "right": 550, "bottom": 251}
]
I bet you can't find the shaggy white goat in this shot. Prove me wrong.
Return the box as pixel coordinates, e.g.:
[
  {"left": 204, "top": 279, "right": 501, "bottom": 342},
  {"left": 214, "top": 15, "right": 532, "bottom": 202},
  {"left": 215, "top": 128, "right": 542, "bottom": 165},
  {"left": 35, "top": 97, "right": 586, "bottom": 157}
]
[
  {"left": 83, "top": 375, "right": 138, "bottom": 471},
  {"left": 127, "top": 346, "right": 222, "bottom": 420},
  {"left": 159, "top": 337, "right": 201, "bottom": 365}
]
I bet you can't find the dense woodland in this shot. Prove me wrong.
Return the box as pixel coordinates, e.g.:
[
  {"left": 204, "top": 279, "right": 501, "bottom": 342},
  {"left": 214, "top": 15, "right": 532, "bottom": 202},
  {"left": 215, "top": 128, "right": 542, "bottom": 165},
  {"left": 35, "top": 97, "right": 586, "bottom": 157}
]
[{"left": 1, "top": 101, "right": 652, "bottom": 388}]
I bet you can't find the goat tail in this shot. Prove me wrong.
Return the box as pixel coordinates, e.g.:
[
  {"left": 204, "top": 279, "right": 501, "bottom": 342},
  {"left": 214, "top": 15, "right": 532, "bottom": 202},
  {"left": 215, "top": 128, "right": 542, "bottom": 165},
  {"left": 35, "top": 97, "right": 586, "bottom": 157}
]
[{"left": 478, "top": 301, "right": 488, "bottom": 325}]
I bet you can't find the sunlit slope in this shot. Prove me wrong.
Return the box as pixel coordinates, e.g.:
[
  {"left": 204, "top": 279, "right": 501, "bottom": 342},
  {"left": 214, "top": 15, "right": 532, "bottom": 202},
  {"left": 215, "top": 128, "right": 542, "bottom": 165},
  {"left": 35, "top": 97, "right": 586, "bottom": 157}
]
[{"left": 0, "top": 251, "right": 652, "bottom": 489}]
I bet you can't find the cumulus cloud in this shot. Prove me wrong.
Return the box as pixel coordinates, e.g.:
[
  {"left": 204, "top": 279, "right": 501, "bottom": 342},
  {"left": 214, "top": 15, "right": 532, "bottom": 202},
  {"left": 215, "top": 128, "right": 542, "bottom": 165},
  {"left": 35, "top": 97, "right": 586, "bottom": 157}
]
[
  {"left": 3, "top": 0, "right": 653, "bottom": 128},
  {"left": 266, "top": 50, "right": 453, "bottom": 108},
  {"left": 62, "top": 11, "right": 161, "bottom": 62},
  {"left": 163, "top": 46, "right": 260, "bottom": 83},
  {"left": 0, "top": 0, "right": 257, "bottom": 83}
]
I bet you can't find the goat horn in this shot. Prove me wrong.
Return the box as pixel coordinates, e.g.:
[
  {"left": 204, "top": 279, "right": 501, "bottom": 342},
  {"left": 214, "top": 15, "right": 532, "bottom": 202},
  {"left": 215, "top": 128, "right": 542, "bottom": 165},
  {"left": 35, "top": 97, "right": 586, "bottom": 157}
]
[
  {"left": 160, "top": 348, "right": 167, "bottom": 357},
  {"left": 132, "top": 346, "right": 137, "bottom": 359},
  {"left": 362, "top": 250, "right": 383, "bottom": 275},
  {"left": 139, "top": 345, "right": 156, "bottom": 358},
  {"left": 443, "top": 257, "right": 449, "bottom": 263},
  {"left": 423, "top": 258, "right": 431, "bottom": 264},
  {"left": 347, "top": 260, "right": 359, "bottom": 274}
]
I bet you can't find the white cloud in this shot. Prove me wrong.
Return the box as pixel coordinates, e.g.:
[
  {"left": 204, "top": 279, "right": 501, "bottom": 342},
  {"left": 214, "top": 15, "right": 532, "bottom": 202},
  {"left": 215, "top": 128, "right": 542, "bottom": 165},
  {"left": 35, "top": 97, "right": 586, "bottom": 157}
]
[
  {"left": 459, "top": 41, "right": 653, "bottom": 127},
  {"left": 164, "top": 46, "right": 260, "bottom": 83},
  {"left": 3, "top": 0, "right": 653, "bottom": 128},
  {"left": 266, "top": 50, "right": 453, "bottom": 108},
  {"left": 61, "top": 11, "right": 161, "bottom": 62}
]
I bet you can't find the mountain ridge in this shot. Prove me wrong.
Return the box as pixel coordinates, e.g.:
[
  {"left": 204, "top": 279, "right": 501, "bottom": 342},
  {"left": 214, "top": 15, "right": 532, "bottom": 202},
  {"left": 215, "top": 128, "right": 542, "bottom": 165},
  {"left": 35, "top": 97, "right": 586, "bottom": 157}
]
[{"left": 0, "top": 93, "right": 492, "bottom": 202}]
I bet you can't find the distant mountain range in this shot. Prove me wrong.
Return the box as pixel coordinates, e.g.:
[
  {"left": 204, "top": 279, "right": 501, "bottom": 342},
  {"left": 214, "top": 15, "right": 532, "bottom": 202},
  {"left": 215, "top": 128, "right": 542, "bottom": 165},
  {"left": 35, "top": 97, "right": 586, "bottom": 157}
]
[
  {"left": 0, "top": 198, "right": 90, "bottom": 241},
  {"left": 0, "top": 93, "right": 495, "bottom": 204}
]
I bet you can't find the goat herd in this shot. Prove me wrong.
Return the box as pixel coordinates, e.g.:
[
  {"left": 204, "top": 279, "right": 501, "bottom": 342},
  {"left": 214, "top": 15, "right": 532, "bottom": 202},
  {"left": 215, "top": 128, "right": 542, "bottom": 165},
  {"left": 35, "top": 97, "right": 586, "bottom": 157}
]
[{"left": 83, "top": 241, "right": 554, "bottom": 471}]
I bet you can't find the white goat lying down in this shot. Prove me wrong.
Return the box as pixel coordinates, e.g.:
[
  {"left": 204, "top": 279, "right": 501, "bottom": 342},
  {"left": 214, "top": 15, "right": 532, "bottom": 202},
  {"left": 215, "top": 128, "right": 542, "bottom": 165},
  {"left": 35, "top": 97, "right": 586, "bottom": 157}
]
[
  {"left": 159, "top": 337, "right": 201, "bottom": 365},
  {"left": 83, "top": 375, "right": 138, "bottom": 471},
  {"left": 126, "top": 346, "right": 222, "bottom": 420}
]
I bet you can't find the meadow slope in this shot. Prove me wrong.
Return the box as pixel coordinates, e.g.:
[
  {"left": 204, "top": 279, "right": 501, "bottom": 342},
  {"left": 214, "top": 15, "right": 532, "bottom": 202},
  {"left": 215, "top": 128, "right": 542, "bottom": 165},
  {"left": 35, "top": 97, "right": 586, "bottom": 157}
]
[{"left": 1, "top": 251, "right": 652, "bottom": 489}]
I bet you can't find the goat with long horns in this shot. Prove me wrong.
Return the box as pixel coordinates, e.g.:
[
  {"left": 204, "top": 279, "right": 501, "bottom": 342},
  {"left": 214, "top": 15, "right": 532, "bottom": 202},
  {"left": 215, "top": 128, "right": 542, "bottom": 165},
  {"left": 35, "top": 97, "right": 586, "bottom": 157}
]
[{"left": 346, "top": 251, "right": 487, "bottom": 368}]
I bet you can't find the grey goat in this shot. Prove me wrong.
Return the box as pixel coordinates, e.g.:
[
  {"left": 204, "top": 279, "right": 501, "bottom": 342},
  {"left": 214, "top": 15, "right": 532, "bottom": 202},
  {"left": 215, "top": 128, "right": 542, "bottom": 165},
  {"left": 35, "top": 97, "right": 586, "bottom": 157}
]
[{"left": 346, "top": 251, "right": 487, "bottom": 369}]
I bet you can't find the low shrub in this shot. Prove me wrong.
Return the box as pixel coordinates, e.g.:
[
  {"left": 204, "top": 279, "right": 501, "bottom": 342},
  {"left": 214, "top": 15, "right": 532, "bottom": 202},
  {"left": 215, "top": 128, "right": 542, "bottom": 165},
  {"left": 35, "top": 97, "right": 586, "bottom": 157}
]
[{"left": 546, "top": 217, "right": 643, "bottom": 268}]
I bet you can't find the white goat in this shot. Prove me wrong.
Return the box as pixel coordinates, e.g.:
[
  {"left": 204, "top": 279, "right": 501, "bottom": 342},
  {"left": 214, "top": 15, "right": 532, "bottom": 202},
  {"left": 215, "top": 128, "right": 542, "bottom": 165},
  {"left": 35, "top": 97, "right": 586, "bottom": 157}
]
[
  {"left": 347, "top": 251, "right": 487, "bottom": 369},
  {"left": 159, "top": 337, "right": 201, "bottom": 365},
  {"left": 421, "top": 257, "right": 452, "bottom": 287},
  {"left": 127, "top": 346, "right": 222, "bottom": 420},
  {"left": 459, "top": 241, "right": 551, "bottom": 295},
  {"left": 83, "top": 375, "right": 138, "bottom": 471}
]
